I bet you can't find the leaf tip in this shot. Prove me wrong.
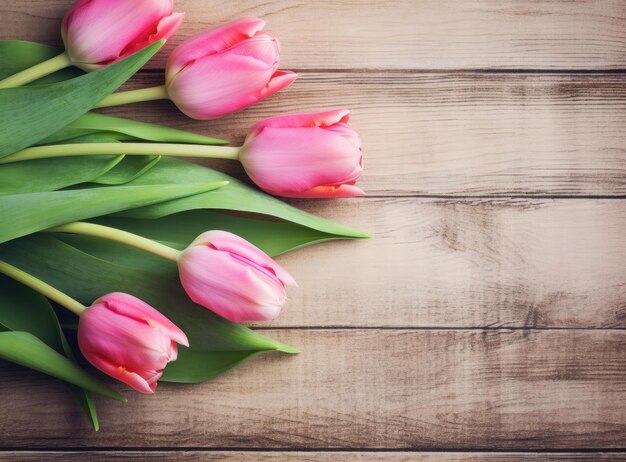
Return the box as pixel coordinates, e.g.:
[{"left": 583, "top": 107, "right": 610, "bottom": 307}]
[
  {"left": 212, "top": 180, "right": 229, "bottom": 189},
  {"left": 112, "top": 393, "right": 128, "bottom": 403},
  {"left": 276, "top": 343, "right": 300, "bottom": 354}
]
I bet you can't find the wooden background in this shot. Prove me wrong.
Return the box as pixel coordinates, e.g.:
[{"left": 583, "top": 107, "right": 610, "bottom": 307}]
[{"left": 1, "top": 1, "right": 625, "bottom": 460}]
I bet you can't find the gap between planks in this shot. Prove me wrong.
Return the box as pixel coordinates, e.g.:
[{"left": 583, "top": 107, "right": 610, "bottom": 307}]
[{"left": 0, "top": 450, "right": 625, "bottom": 461}]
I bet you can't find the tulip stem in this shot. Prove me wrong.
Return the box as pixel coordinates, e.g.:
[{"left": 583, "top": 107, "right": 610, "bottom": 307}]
[
  {"left": 0, "top": 260, "right": 87, "bottom": 316},
  {"left": 95, "top": 85, "right": 170, "bottom": 108},
  {"left": 0, "top": 52, "right": 73, "bottom": 89},
  {"left": 47, "top": 222, "right": 181, "bottom": 262},
  {"left": 0, "top": 142, "right": 241, "bottom": 164}
]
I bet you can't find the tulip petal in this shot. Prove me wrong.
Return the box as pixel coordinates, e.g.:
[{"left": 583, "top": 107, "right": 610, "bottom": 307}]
[
  {"left": 178, "top": 231, "right": 295, "bottom": 322},
  {"left": 247, "top": 109, "right": 351, "bottom": 140},
  {"left": 121, "top": 12, "right": 185, "bottom": 60},
  {"left": 294, "top": 184, "right": 367, "bottom": 198},
  {"left": 227, "top": 33, "right": 281, "bottom": 68},
  {"left": 167, "top": 17, "right": 267, "bottom": 80},
  {"left": 190, "top": 231, "right": 296, "bottom": 287},
  {"left": 77, "top": 292, "right": 186, "bottom": 393},
  {"left": 249, "top": 70, "right": 298, "bottom": 104},
  {"left": 167, "top": 52, "right": 277, "bottom": 120},
  {"left": 91, "top": 354, "right": 157, "bottom": 394},
  {"left": 241, "top": 127, "right": 362, "bottom": 195},
  {"left": 96, "top": 292, "right": 189, "bottom": 347},
  {"left": 63, "top": 0, "right": 175, "bottom": 67}
]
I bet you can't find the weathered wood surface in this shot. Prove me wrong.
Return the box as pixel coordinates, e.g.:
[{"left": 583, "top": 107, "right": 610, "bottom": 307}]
[
  {"left": 2, "top": 0, "right": 626, "bottom": 458},
  {"left": 0, "top": 330, "right": 625, "bottom": 449},
  {"left": 3, "top": 0, "right": 626, "bottom": 70},
  {"left": 259, "top": 199, "right": 626, "bottom": 328},
  {"left": 1, "top": 452, "right": 624, "bottom": 461},
  {"left": 98, "top": 72, "right": 626, "bottom": 197}
]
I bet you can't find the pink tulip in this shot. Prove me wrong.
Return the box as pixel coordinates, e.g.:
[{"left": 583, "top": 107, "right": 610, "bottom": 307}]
[
  {"left": 239, "top": 109, "right": 365, "bottom": 198},
  {"left": 62, "top": 0, "right": 184, "bottom": 71},
  {"left": 178, "top": 231, "right": 296, "bottom": 322},
  {"left": 78, "top": 292, "right": 188, "bottom": 394},
  {"left": 165, "top": 17, "right": 297, "bottom": 120}
]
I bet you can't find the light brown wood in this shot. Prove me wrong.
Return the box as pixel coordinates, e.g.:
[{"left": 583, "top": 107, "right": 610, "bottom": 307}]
[
  {"left": 2, "top": 0, "right": 626, "bottom": 70},
  {"left": 256, "top": 198, "right": 626, "bottom": 328},
  {"left": 0, "top": 329, "right": 624, "bottom": 449},
  {"left": 0, "top": 452, "right": 624, "bottom": 461},
  {"left": 2, "top": 0, "right": 626, "bottom": 456},
  {"left": 98, "top": 72, "right": 626, "bottom": 196}
]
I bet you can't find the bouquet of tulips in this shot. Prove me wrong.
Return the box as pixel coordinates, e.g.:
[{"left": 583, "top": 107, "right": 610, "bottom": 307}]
[{"left": 0, "top": 0, "right": 366, "bottom": 430}]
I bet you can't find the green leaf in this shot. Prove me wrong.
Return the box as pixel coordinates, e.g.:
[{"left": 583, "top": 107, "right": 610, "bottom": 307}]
[
  {"left": 0, "top": 182, "right": 226, "bottom": 244},
  {"left": 0, "top": 277, "right": 66, "bottom": 348},
  {"left": 0, "top": 331, "right": 125, "bottom": 401},
  {"left": 0, "top": 155, "right": 124, "bottom": 195},
  {"left": 92, "top": 155, "right": 162, "bottom": 185},
  {"left": 92, "top": 210, "right": 346, "bottom": 256},
  {"left": 41, "top": 113, "right": 228, "bottom": 146},
  {"left": 116, "top": 158, "right": 369, "bottom": 239},
  {"left": 0, "top": 41, "right": 225, "bottom": 146},
  {"left": 0, "top": 41, "right": 81, "bottom": 84},
  {"left": 0, "top": 277, "right": 100, "bottom": 429},
  {"left": 38, "top": 134, "right": 163, "bottom": 186},
  {"left": 0, "top": 235, "right": 298, "bottom": 383},
  {"left": 0, "top": 40, "right": 164, "bottom": 158}
]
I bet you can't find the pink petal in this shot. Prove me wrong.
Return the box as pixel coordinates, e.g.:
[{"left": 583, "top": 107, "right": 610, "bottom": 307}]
[
  {"left": 166, "top": 17, "right": 267, "bottom": 80},
  {"left": 248, "top": 109, "right": 351, "bottom": 140},
  {"left": 241, "top": 127, "right": 362, "bottom": 194},
  {"left": 178, "top": 231, "right": 295, "bottom": 322},
  {"left": 167, "top": 52, "right": 276, "bottom": 120},
  {"left": 89, "top": 353, "right": 157, "bottom": 394},
  {"left": 227, "top": 33, "right": 281, "bottom": 69},
  {"left": 96, "top": 293, "right": 189, "bottom": 347},
  {"left": 121, "top": 12, "right": 185, "bottom": 60},
  {"left": 292, "top": 184, "right": 367, "bottom": 198},
  {"left": 63, "top": 0, "right": 174, "bottom": 66},
  {"left": 190, "top": 231, "right": 296, "bottom": 287},
  {"left": 247, "top": 70, "right": 298, "bottom": 105}
]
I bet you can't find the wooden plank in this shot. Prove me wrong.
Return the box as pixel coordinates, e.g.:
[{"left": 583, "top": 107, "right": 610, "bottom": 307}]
[
  {"left": 0, "top": 452, "right": 624, "bottom": 461},
  {"left": 98, "top": 72, "right": 626, "bottom": 196},
  {"left": 2, "top": 1, "right": 626, "bottom": 70},
  {"left": 253, "top": 198, "right": 626, "bottom": 328},
  {"left": 0, "top": 330, "right": 624, "bottom": 449}
]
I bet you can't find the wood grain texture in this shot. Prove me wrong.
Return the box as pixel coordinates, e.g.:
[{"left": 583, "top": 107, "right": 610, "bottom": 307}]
[
  {"left": 2, "top": 0, "right": 626, "bottom": 456},
  {"left": 0, "top": 330, "right": 624, "bottom": 449},
  {"left": 255, "top": 198, "right": 626, "bottom": 328},
  {"left": 99, "top": 72, "right": 626, "bottom": 196},
  {"left": 1, "top": 452, "right": 624, "bottom": 461},
  {"left": 2, "top": 0, "right": 626, "bottom": 70}
]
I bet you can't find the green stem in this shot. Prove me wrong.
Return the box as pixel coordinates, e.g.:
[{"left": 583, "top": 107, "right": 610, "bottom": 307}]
[
  {"left": 0, "top": 260, "right": 86, "bottom": 316},
  {"left": 95, "top": 85, "right": 169, "bottom": 108},
  {"left": 0, "top": 52, "right": 73, "bottom": 89},
  {"left": 0, "top": 142, "right": 241, "bottom": 164},
  {"left": 48, "top": 222, "right": 181, "bottom": 262}
]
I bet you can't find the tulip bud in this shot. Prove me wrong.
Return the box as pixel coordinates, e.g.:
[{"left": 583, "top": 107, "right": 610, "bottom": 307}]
[
  {"left": 62, "top": 0, "right": 184, "bottom": 71},
  {"left": 78, "top": 292, "right": 188, "bottom": 394},
  {"left": 239, "top": 109, "right": 365, "bottom": 198},
  {"left": 178, "top": 231, "right": 296, "bottom": 322},
  {"left": 165, "top": 17, "right": 297, "bottom": 120}
]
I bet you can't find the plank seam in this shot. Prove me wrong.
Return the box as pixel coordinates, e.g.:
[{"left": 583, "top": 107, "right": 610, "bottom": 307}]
[
  {"left": 2, "top": 448, "right": 625, "bottom": 453},
  {"left": 252, "top": 327, "right": 626, "bottom": 331},
  {"left": 132, "top": 68, "right": 626, "bottom": 75},
  {"left": 359, "top": 195, "right": 626, "bottom": 200}
]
